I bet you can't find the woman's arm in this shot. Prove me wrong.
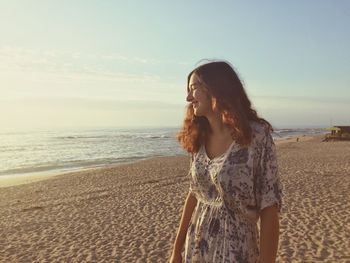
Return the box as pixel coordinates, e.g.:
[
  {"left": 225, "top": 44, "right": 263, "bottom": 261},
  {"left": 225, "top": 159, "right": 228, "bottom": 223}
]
[
  {"left": 171, "top": 191, "right": 197, "bottom": 255},
  {"left": 259, "top": 204, "right": 280, "bottom": 263}
]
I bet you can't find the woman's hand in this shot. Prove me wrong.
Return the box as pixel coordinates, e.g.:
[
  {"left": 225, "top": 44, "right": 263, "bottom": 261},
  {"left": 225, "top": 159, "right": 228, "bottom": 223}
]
[
  {"left": 169, "top": 250, "right": 182, "bottom": 263},
  {"left": 169, "top": 192, "right": 197, "bottom": 263}
]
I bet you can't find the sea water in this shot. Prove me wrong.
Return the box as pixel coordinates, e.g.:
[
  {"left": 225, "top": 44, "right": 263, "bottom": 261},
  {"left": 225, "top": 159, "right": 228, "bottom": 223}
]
[{"left": 0, "top": 127, "right": 327, "bottom": 177}]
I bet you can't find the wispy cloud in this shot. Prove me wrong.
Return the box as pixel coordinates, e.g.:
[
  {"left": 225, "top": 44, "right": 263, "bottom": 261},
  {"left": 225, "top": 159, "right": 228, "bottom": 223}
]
[
  {"left": 0, "top": 46, "right": 190, "bottom": 81},
  {"left": 0, "top": 96, "right": 184, "bottom": 111},
  {"left": 252, "top": 95, "right": 350, "bottom": 105}
]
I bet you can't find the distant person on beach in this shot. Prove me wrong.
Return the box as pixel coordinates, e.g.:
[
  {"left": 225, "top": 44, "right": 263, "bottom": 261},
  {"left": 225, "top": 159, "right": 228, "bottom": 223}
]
[{"left": 170, "top": 61, "right": 282, "bottom": 263}]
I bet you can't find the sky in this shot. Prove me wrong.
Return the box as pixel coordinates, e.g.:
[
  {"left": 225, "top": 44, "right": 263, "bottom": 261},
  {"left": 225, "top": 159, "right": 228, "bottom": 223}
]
[{"left": 0, "top": 0, "right": 349, "bottom": 130}]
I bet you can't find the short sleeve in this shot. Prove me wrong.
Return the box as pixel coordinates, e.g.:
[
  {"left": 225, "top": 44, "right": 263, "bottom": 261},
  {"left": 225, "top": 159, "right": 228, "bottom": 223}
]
[
  {"left": 189, "top": 177, "right": 195, "bottom": 193},
  {"left": 188, "top": 154, "right": 195, "bottom": 193},
  {"left": 256, "top": 129, "right": 282, "bottom": 212}
]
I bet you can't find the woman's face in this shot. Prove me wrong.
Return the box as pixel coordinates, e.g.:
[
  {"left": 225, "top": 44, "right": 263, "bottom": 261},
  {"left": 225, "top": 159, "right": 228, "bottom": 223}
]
[{"left": 187, "top": 73, "right": 213, "bottom": 117}]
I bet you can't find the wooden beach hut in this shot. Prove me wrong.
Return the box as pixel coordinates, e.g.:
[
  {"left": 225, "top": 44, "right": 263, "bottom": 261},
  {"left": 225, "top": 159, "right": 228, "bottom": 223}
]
[{"left": 324, "top": 126, "right": 350, "bottom": 141}]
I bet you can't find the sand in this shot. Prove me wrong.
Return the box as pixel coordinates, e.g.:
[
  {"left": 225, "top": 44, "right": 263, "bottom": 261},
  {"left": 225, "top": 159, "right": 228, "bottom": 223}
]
[
  {"left": 0, "top": 135, "right": 349, "bottom": 262},
  {"left": 0, "top": 173, "right": 64, "bottom": 188}
]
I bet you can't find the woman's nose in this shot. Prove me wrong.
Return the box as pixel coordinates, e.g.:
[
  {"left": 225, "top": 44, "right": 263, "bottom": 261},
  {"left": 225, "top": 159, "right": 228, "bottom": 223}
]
[{"left": 186, "top": 91, "right": 193, "bottom": 102}]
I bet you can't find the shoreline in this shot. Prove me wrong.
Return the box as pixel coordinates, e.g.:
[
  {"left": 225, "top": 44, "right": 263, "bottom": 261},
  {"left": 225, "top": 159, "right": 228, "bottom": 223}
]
[
  {"left": 0, "top": 154, "right": 188, "bottom": 188},
  {"left": 274, "top": 134, "right": 319, "bottom": 144},
  {"left": 0, "top": 135, "right": 323, "bottom": 188}
]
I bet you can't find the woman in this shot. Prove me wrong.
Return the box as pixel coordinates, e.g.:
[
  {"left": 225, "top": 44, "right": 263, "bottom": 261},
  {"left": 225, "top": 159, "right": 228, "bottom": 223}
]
[{"left": 169, "top": 61, "right": 282, "bottom": 263}]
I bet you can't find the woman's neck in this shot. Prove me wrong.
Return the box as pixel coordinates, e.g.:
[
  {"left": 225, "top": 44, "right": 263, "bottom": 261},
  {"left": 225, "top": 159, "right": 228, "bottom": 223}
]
[{"left": 206, "top": 113, "right": 231, "bottom": 138}]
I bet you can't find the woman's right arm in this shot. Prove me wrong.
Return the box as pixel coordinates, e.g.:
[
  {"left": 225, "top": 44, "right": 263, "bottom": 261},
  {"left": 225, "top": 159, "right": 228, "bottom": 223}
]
[{"left": 170, "top": 191, "right": 197, "bottom": 261}]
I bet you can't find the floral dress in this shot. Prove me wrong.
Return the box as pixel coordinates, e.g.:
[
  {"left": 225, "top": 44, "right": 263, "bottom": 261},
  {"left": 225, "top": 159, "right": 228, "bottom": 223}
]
[{"left": 184, "top": 121, "right": 282, "bottom": 263}]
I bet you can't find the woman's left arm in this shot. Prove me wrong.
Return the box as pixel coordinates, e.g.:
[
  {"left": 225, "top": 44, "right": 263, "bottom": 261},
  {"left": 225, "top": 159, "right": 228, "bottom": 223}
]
[{"left": 259, "top": 204, "right": 280, "bottom": 263}]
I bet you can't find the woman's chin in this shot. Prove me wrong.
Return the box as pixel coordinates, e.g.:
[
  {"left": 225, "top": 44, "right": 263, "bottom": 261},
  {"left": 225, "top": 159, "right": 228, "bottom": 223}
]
[{"left": 193, "top": 110, "right": 203, "bottom": 117}]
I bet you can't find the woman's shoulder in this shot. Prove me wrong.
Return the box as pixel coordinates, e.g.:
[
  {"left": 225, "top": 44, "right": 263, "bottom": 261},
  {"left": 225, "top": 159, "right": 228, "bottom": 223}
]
[
  {"left": 250, "top": 120, "right": 271, "bottom": 135},
  {"left": 249, "top": 120, "right": 272, "bottom": 145}
]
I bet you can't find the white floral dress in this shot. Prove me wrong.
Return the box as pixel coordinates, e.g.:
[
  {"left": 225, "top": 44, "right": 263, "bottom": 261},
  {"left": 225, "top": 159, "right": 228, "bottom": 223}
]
[{"left": 184, "top": 121, "right": 282, "bottom": 263}]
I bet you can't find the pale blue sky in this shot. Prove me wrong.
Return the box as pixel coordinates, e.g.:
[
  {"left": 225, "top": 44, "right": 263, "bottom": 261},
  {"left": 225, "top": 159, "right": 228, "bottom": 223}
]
[{"left": 1, "top": 1, "right": 349, "bottom": 129}]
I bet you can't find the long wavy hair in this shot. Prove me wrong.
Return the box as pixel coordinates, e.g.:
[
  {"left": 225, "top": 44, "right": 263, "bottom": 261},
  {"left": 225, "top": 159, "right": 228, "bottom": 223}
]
[{"left": 177, "top": 60, "right": 273, "bottom": 153}]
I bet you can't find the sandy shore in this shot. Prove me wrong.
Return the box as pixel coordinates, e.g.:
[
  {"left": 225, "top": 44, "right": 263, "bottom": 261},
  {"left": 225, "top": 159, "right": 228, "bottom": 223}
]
[{"left": 0, "top": 135, "right": 349, "bottom": 262}]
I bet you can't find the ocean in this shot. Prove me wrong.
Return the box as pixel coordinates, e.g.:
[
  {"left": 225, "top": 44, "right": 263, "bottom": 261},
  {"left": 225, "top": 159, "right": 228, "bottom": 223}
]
[{"left": 0, "top": 127, "right": 327, "bottom": 178}]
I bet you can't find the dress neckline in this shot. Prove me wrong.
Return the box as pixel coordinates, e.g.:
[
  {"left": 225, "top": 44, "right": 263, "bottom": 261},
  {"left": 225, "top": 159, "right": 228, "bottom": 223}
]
[{"left": 202, "top": 140, "right": 236, "bottom": 162}]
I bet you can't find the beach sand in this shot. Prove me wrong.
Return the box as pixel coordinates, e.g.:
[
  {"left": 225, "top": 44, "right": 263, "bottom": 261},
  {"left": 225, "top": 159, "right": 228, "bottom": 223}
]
[{"left": 0, "top": 135, "right": 349, "bottom": 262}]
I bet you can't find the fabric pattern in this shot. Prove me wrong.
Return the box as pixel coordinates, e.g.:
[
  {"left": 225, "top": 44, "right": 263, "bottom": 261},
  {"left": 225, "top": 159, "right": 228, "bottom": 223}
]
[{"left": 184, "top": 121, "right": 282, "bottom": 263}]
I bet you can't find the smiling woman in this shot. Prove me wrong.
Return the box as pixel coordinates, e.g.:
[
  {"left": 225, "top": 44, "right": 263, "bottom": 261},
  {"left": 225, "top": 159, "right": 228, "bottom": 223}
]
[
  {"left": 186, "top": 74, "right": 213, "bottom": 117},
  {"left": 177, "top": 60, "right": 273, "bottom": 153},
  {"left": 170, "top": 60, "right": 282, "bottom": 263}
]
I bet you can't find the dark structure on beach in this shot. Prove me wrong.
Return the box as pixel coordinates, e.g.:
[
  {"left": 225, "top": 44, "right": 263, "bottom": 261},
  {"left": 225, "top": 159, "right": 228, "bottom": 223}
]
[{"left": 324, "top": 126, "right": 350, "bottom": 141}]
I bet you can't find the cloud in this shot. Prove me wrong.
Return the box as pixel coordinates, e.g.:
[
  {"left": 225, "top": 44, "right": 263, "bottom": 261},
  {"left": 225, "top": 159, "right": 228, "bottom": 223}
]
[
  {"left": 250, "top": 94, "right": 349, "bottom": 126},
  {"left": 0, "top": 96, "right": 186, "bottom": 129},
  {"left": 0, "top": 46, "right": 188, "bottom": 104},
  {"left": 252, "top": 95, "right": 350, "bottom": 105},
  {"left": 0, "top": 96, "right": 184, "bottom": 111},
  {"left": 0, "top": 46, "right": 190, "bottom": 80}
]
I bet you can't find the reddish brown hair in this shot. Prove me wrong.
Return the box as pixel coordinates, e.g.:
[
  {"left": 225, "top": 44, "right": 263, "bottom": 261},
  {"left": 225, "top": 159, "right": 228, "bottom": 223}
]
[{"left": 177, "top": 60, "right": 273, "bottom": 153}]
